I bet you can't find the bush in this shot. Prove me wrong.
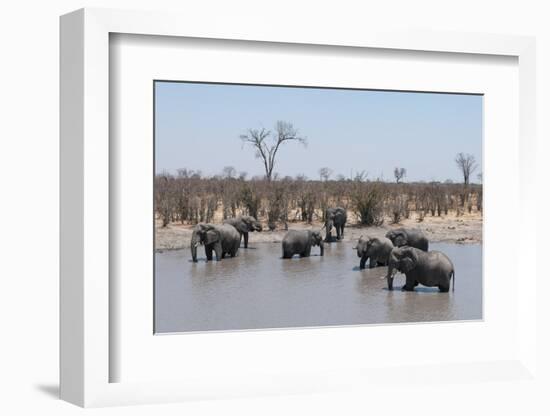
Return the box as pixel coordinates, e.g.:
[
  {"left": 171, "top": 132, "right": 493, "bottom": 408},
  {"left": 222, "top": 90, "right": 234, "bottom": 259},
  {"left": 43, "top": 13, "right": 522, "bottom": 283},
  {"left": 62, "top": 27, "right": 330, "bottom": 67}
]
[
  {"left": 352, "top": 182, "right": 385, "bottom": 226},
  {"left": 240, "top": 185, "right": 261, "bottom": 219},
  {"left": 387, "top": 193, "right": 408, "bottom": 224}
]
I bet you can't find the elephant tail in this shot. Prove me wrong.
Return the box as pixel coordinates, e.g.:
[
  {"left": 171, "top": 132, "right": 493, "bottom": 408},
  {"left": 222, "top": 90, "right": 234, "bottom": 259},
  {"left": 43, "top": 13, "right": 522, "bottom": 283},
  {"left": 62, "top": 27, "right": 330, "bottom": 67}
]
[{"left": 451, "top": 270, "right": 455, "bottom": 291}]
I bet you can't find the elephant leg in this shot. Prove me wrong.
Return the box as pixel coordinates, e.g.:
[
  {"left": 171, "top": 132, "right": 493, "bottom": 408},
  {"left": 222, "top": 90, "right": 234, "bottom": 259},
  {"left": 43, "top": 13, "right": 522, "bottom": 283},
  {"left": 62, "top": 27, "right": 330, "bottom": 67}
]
[
  {"left": 214, "top": 243, "right": 222, "bottom": 261},
  {"left": 205, "top": 245, "right": 213, "bottom": 261},
  {"left": 369, "top": 258, "right": 377, "bottom": 269},
  {"left": 243, "top": 232, "right": 249, "bottom": 249},
  {"left": 359, "top": 255, "right": 367, "bottom": 270},
  {"left": 221, "top": 252, "right": 226, "bottom": 259},
  {"left": 401, "top": 275, "right": 416, "bottom": 291},
  {"left": 438, "top": 280, "right": 450, "bottom": 292},
  {"left": 336, "top": 227, "right": 341, "bottom": 240}
]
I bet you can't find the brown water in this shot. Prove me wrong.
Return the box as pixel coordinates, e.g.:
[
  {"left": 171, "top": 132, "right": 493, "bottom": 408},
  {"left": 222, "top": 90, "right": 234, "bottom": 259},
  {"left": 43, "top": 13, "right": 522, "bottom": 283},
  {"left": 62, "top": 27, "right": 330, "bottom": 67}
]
[{"left": 154, "top": 242, "right": 482, "bottom": 333}]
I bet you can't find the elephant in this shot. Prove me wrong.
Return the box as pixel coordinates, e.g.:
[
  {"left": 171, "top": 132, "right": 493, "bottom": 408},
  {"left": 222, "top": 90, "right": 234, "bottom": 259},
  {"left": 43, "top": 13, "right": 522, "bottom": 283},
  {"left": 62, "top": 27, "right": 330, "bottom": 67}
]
[
  {"left": 383, "top": 246, "right": 455, "bottom": 292},
  {"left": 223, "top": 215, "right": 262, "bottom": 248},
  {"left": 385, "top": 227, "right": 429, "bottom": 251},
  {"left": 355, "top": 236, "right": 394, "bottom": 269},
  {"left": 190, "top": 223, "right": 241, "bottom": 262},
  {"left": 282, "top": 230, "right": 324, "bottom": 258},
  {"left": 325, "top": 207, "right": 347, "bottom": 242}
]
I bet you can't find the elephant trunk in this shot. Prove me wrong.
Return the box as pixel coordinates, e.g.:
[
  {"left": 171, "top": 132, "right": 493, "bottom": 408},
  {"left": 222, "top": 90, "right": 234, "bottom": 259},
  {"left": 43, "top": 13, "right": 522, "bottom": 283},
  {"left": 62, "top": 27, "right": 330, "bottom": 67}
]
[
  {"left": 190, "top": 230, "right": 199, "bottom": 262},
  {"left": 324, "top": 220, "right": 333, "bottom": 241},
  {"left": 386, "top": 265, "right": 396, "bottom": 290},
  {"left": 385, "top": 250, "right": 399, "bottom": 290}
]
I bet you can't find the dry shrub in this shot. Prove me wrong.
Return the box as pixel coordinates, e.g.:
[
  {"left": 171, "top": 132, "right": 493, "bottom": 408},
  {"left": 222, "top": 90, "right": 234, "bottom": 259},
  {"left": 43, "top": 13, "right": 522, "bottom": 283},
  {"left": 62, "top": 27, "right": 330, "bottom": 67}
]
[{"left": 352, "top": 182, "right": 385, "bottom": 226}]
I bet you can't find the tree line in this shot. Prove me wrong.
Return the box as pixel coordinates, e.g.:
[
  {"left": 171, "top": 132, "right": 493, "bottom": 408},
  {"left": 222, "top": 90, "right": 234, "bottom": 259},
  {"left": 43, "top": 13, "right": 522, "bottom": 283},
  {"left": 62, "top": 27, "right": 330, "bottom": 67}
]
[{"left": 155, "top": 169, "right": 482, "bottom": 229}]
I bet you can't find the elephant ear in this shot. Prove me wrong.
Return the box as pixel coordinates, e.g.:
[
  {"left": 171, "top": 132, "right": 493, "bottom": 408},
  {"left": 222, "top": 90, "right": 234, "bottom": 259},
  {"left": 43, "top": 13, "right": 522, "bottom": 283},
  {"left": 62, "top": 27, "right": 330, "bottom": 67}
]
[
  {"left": 394, "top": 231, "right": 407, "bottom": 247},
  {"left": 235, "top": 220, "right": 250, "bottom": 234},
  {"left": 204, "top": 226, "right": 220, "bottom": 245},
  {"left": 190, "top": 229, "right": 201, "bottom": 247},
  {"left": 242, "top": 216, "right": 260, "bottom": 231},
  {"left": 399, "top": 247, "right": 418, "bottom": 273},
  {"left": 311, "top": 231, "right": 322, "bottom": 245}
]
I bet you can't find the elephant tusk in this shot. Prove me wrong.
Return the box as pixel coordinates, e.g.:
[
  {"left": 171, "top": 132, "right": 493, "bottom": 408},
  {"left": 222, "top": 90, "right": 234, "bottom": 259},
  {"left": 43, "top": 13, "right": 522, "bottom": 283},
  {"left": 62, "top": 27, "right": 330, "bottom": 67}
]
[{"left": 382, "top": 269, "right": 397, "bottom": 279}]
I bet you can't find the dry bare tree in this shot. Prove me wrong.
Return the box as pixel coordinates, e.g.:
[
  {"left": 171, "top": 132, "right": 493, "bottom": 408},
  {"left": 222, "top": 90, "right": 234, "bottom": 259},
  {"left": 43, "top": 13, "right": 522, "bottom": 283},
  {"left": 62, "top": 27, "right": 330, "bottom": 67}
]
[
  {"left": 353, "top": 170, "right": 368, "bottom": 182},
  {"left": 455, "top": 152, "right": 478, "bottom": 211},
  {"left": 222, "top": 166, "right": 237, "bottom": 179},
  {"left": 240, "top": 121, "right": 307, "bottom": 181},
  {"left": 394, "top": 167, "right": 406, "bottom": 183},
  {"left": 318, "top": 167, "right": 333, "bottom": 181},
  {"left": 455, "top": 153, "right": 478, "bottom": 185}
]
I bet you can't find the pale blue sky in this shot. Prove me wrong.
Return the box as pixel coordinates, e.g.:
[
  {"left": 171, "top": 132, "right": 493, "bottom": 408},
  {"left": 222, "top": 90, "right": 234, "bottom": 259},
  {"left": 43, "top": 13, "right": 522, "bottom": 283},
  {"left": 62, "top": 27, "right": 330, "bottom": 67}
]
[{"left": 155, "top": 82, "right": 482, "bottom": 182}]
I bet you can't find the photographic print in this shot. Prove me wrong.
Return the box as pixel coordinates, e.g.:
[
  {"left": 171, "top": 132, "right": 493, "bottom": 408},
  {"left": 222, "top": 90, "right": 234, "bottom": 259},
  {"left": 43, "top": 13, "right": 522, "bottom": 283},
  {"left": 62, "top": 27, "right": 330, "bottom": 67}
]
[{"left": 154, "top": 81, "right": 482, "bottom": 333}]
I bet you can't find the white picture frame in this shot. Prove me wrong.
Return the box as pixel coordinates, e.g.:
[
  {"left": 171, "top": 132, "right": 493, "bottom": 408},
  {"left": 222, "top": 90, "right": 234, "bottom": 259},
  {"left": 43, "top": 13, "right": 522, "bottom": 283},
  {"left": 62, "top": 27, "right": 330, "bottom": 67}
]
[{"left": 60, "top": 8, "right": 537, "bottom": 408}]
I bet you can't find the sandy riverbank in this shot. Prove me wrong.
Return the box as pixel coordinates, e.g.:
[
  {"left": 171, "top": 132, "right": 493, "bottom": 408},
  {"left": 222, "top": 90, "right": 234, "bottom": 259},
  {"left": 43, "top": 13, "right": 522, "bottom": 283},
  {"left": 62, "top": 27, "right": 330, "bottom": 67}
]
[{"left": 155, "top": 212, "right": 482, "bottom": 251}]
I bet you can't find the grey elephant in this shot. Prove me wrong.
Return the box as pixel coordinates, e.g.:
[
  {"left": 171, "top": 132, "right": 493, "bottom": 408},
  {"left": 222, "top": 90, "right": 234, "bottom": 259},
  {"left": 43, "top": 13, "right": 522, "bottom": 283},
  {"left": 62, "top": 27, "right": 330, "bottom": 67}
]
[
  {"left": 282, "top": 230, "right": 324, "bottom": 258},
  {"left": 223, "top": 215, "right": 262, "bottom": 248},
  {"left": 383, "top": 246, "right": 455, "bottom": 292},
  {"left": 190, "top": 223, "right": 241, "bottom": 262},
  {"left": 355, "top": 236, "right": 394, "bottom": 269},
  {"left": 325, "top": 207, "right": 347, "bottom": 242},
  {"left": 385, "top": 227, "right": 429, "bottom": 251}
]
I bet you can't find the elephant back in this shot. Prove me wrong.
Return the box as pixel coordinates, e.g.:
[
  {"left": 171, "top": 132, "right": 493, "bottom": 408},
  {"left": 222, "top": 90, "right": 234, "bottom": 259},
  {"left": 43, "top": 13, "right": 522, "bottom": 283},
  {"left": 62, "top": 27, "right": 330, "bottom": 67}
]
[
  {"left": 219, "top": 223, "right": 241, "bottom": 239},
  {"left": 283, "top": 229, "right": 310, "bottom": 245}
]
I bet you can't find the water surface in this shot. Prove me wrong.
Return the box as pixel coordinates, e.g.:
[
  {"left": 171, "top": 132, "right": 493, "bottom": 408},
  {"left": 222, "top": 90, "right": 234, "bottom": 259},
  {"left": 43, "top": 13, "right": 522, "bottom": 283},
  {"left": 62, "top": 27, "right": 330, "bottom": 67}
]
[{"left": 155, "top": 242, "right": 482, "bottom": 333}]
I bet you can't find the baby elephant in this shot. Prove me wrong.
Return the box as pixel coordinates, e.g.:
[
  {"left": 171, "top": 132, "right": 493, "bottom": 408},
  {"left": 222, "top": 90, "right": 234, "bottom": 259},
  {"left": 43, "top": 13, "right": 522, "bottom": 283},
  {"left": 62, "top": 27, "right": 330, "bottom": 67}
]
[
  {"left": 282, "top": 230, "right": 324, "bottom": 259},
  {"left": 355, "top": 236, "right": 394, "bottom": 269},
  {"left": 385, "top": 228, "right": 429, "bottom": 251},
  {"left": 384, "top": 246, "right": 455, "bottom": 292}
]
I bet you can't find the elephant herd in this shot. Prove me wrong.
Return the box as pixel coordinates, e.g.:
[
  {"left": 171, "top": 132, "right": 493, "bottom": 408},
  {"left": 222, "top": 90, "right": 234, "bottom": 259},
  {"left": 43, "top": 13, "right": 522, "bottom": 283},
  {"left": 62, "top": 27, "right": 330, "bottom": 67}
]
[
  {"left": 190, "top": 215, "right": 262, "bottom": 262},
  {"left": 359, "top": 229, "right": 455, "bottom": 293},
  {"left": 190, "top": 208, "right": 455, "bottom": 293}
]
